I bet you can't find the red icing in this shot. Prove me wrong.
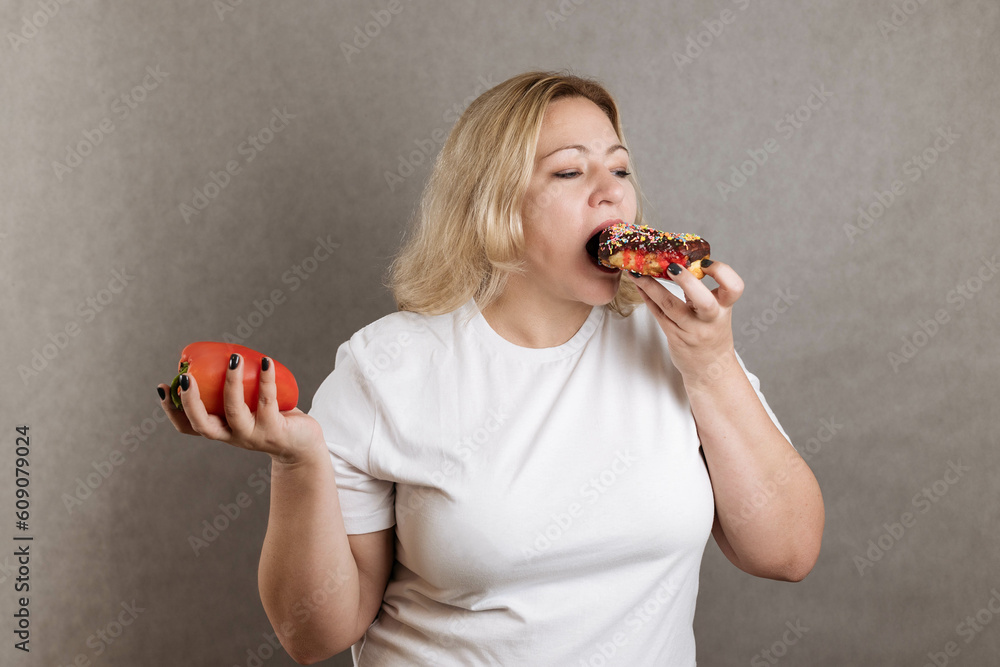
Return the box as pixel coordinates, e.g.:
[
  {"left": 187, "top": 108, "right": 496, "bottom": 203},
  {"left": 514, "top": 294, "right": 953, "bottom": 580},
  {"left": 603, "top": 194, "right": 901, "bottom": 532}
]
[{"left": 621, "top": 248, "right": 687, "bottom": 279}]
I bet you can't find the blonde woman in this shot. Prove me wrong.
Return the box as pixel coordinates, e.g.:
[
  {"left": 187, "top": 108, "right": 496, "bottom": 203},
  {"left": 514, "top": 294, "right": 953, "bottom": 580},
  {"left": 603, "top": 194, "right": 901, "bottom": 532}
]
[{"left": 159, "top": 71, "right": 824, "bottom": 666}]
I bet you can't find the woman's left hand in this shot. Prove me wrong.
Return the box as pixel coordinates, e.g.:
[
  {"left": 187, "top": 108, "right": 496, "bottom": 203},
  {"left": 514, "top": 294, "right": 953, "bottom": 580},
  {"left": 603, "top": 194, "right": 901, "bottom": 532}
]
[{"left": 627, "top": 260, "right": 744, "bottom": 387}]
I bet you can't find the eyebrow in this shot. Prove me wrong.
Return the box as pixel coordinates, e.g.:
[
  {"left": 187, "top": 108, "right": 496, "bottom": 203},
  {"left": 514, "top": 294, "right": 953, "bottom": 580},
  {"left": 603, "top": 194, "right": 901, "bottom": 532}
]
[{"left": 540, "top": 143, "right": 629, "bottom": 160}]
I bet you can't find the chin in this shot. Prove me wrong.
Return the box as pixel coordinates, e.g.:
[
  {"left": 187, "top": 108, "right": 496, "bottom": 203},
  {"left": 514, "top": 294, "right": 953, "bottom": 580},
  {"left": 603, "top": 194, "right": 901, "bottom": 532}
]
[{"left": 580, "top": 277, "right": 622, "bottom": 307}]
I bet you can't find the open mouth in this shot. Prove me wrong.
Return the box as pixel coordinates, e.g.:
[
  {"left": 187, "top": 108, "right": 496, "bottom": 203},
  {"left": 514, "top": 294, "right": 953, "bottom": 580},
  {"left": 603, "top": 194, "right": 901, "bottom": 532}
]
[
  {"left": 586, "top": 231, "right": 601, "bottom": 260},
  {"left": 586, "top": 229, "right": 619, "bottom": 273}
]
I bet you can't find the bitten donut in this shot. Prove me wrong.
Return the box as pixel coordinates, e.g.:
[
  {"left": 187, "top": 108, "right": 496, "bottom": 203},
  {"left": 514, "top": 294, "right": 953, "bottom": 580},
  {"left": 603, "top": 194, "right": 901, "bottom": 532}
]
[{"left": 589, "top": 222, "right": 711, "bottom": 279}]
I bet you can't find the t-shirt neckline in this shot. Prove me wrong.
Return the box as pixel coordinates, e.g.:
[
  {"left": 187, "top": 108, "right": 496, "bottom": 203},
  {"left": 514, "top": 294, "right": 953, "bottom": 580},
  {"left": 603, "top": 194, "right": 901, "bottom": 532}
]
[{"left": 464, "top": 298, "right": 606, "bottom": 362}]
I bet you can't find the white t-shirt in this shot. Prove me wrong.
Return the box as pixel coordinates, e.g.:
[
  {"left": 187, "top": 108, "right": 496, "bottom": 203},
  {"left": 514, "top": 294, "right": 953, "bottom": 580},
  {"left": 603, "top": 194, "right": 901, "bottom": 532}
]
[{"left": 309, "top": 290, "right": 792, "bottom": 666}]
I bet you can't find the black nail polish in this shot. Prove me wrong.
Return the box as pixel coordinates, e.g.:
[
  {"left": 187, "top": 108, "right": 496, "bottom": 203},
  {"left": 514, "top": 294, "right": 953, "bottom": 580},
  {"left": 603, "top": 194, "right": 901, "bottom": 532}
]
[
  {"left": 179, "top": 374, "right": 189, "bottom": 391},
  {"left": 667, "top": 263, "right": 682, "bottom": 276},
  {"left": 261, "top": 357, "right": 270, "bottom": 372},
  {"left": 229, "top": 354, "right": 240, "bottom": 370},
  {"left": 157, "top": 386, "right": 166, "bottom": 400},
  {"left": 701, "top": 259, "right": 714, "bottom": 268},
  {"left": 628, "top": 270, "right": 643, "bottom": 278}
]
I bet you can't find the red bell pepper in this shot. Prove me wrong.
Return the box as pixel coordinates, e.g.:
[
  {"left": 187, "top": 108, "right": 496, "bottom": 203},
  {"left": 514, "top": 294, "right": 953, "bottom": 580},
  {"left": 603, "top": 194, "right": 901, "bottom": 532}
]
[{"left": 169, "top": 342, "right": 298, "bottom": 416}]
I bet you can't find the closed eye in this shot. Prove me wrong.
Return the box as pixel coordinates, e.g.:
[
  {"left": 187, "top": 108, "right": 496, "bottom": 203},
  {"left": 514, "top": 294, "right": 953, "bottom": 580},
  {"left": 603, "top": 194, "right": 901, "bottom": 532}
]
[{"left": 555, "top": 169, "right": 631, "bottom": 179}]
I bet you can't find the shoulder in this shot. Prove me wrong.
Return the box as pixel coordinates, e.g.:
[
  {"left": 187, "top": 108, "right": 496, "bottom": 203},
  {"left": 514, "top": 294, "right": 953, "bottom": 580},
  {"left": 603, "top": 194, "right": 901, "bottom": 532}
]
[
  {"left": 350, "top": 309, "right": 435, "bottom": 347},
  {"left": 314, "top": 307, "right": 461, "bottom": 409},
  {"left": 348, "top": 306, "right": 465, "bottom": 352},
  {"left": 342, "top": 306, "right": 468, "bottom": 383}
]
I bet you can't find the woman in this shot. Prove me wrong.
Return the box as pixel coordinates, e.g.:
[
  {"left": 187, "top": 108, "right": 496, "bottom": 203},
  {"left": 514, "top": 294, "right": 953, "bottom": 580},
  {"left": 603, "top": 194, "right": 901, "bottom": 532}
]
[{"left": 158, "top": 71, "right": 824, "bottom": 665}]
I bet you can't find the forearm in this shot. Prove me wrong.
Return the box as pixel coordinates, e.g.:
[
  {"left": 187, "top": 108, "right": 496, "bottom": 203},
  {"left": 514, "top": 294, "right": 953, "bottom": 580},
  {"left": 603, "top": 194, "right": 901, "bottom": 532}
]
[
  {"left": 258, "top": 441, "right": 362, "bottom": 660},
  {"left": 684, "top": 352, "right": 824, "bottom": 581}
]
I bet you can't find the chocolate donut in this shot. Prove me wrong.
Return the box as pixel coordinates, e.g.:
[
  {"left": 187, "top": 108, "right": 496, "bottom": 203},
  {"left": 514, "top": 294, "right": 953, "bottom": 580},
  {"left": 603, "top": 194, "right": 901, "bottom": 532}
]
[{"left": 589, "top": 222, "right": 711, "bottom": 279}]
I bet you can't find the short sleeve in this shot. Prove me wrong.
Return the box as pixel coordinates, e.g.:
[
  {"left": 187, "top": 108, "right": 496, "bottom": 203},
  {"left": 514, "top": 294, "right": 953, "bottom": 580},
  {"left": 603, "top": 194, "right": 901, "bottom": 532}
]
[{"left": 308, "top": 340, "right": 396, "bottom": 534}]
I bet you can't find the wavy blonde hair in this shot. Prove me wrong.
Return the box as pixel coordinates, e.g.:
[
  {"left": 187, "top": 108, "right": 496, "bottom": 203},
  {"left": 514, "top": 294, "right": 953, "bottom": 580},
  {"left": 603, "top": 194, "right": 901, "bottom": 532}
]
[{"left": 387, "top": 70, "right": 645, "bottom": 317}]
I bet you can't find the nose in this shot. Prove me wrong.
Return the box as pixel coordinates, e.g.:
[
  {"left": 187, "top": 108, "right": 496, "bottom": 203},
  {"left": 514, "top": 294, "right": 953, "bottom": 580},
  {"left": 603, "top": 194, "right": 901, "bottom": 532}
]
[{"left": 588, "top": 169, "right": 625, "bottom": 209}]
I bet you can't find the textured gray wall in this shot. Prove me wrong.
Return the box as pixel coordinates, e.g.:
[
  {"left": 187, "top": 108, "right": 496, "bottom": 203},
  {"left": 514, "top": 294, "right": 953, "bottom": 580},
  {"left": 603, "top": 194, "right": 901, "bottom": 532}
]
[{"left": 3, "top": 1, "right": 999, "bottom": 665}]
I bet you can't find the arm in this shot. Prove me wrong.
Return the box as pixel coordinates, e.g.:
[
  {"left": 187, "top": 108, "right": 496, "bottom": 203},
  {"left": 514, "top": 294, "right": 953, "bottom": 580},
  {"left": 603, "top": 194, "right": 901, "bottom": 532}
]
[
  {"left": 259, "top": 447, "right": 394, "bottom": 663},
  {"left": 687, "top": 351, "right": 823, "bottom": 581},
  {"left": 159, "top": 354, "right": 394, "bottom": 663},
  {"left": 628, "top": 264, "right": 824, "bottom": 581}
]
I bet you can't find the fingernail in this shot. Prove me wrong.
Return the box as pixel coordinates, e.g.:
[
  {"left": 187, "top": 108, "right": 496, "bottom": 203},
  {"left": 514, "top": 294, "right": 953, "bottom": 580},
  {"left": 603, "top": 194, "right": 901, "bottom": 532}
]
[
  {"left": 667, "top": 263, "right": 682, "bottom": 276},
  {"left": 229, "top": 354, "right": 240, "bottom": 370},
  {"left": 701, "top": 259, "right": 714, "bottom": 268},
  {"left": 261, "top": 357, "right": 270, "bottom": 372},
  {"left": 179, "top": 374, "right": 189, "bottom": 391},
  {"left": 628, "top": 270, "right": 643, "bottom": 278},
  {"left": 157, "top": 386, "right": 166, "bottom": 400}
]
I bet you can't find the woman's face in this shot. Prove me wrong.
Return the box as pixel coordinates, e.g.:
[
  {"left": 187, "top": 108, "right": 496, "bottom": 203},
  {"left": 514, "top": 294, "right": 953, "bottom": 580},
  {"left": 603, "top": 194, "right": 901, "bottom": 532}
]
[{"left": 519, "top": 96, "right": 637, "bottom": 308}]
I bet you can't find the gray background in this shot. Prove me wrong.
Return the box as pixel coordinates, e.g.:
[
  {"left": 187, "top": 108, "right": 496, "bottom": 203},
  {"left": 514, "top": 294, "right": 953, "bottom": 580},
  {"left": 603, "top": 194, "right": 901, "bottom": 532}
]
[{"left": 3, "top": 0, "right": 998, "bottom": 665}]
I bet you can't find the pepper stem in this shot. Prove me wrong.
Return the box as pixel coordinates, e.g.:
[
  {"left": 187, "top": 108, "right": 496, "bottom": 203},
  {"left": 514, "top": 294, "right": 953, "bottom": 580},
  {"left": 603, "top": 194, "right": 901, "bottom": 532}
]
[{"left": 169, "top": 361, "right": 190, "bottom": 409}]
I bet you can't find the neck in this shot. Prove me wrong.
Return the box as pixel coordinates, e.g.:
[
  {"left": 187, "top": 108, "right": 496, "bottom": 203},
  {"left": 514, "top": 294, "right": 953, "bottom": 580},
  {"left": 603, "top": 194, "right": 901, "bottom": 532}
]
[{"left": 480, "top": 276, "right": 594, "bottom": 348}]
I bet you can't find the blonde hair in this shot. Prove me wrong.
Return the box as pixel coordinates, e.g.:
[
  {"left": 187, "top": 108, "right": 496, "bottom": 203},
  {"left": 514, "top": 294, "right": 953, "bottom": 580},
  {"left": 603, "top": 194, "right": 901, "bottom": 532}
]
[{"left": 387, "top": 70, "right": 644, "bottom": 317}]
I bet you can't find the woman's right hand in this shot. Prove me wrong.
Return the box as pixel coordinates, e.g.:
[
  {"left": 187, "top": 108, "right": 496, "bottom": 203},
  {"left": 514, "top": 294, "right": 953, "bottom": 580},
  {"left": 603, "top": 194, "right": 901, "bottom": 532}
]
[{"left": 157, "top": 353, "right": 325, "bottom": 466}]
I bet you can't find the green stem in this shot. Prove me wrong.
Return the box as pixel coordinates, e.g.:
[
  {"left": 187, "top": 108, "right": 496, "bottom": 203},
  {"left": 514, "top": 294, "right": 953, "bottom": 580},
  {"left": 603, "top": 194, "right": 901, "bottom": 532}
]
[{"left": 169, "top": 361, "right": 190, "bottom": 409}]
